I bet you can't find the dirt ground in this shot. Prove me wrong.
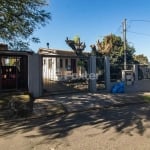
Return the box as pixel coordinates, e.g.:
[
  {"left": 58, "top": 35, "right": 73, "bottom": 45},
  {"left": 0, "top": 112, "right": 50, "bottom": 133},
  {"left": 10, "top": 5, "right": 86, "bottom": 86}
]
[{"left": 0, "top": 103, "right": 150, "bottom": 150}]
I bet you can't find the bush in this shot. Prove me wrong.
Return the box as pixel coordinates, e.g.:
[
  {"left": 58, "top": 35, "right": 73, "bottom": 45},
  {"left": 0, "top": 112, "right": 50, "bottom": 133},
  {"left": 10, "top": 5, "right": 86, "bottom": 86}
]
[{"left": 0, "top": 92, "right": 34, "bottom": 118}]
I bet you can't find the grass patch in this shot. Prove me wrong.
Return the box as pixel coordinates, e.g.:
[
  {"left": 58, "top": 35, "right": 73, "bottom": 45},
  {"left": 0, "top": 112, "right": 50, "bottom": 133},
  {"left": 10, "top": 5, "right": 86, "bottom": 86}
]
[
  {"left": 0, "top": 92, "right": 34, "bottom": 120},
  {"left": 143, "top": 95, "right": 150, "bottom": 103},
  {"left": 0, "top": 92, "right": 32, "bottom": 110},
  {"left": 0, "top": 95, "right": 11, "bottom": 109}
]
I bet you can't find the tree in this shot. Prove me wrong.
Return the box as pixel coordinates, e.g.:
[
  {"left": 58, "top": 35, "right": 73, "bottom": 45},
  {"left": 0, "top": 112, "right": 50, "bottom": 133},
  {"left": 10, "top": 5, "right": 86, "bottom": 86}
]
[
  {"left": 65, "top": 36, "right": 88, "bottom": 71},
  {"left": 96, "top": 34, "right": 135, "bottom": 64},
  {"left": 65, "top": 36, "right": 86, "bottom": 56},
  {"left": 0, "top": 0, "right": 51, "bottom": 50},
  {"left": 97, "top": 34, "right": 113, "bottom": 55},
  {"left": 133, "top": 54, "right": 149, "bottom": 64},
  {"left": 91, "top": 34, "right": 136, "bottom": 81},
  {"left": 66, "top": 34, "right": 136, "bottom": 76},
  {"left": 66, "top": 36, "right": 106, "bottom": 74}
]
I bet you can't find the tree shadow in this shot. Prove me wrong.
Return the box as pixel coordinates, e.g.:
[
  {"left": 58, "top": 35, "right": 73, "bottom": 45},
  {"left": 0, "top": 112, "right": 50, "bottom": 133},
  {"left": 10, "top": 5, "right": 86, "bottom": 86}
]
[{"left": 0, "top": 102, "right": 150, "bottom": 142}]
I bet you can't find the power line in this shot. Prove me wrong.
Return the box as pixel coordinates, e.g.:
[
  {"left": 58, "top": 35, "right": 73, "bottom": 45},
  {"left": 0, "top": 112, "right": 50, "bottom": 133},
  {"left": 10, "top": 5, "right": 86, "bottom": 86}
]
[
  {"left": 129, "top": 19, "right": 150, "bottom": 23},
  {"left": 127, "top": 19, "right": 150, "bottom": 31},
  {"left": 126, "top": 19, "right": 150, "bottom": 37},
  {"left": 127, "top": 30, "right": 150, "bottom": 37},
  {"left": 115, "top": 25, "right": 122, "bottom": 35}
]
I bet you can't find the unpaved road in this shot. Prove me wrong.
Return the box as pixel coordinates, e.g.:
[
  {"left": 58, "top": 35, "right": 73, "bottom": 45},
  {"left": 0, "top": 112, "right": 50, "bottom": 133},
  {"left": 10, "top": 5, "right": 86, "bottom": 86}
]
[{"left": 0, "top": 103, "right": 150, "bottom": 150}]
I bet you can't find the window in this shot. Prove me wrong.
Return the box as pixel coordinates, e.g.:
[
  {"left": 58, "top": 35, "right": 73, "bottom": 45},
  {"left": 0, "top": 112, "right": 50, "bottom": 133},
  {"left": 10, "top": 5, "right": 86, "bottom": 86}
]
[
  {"left": 48, "top": 59, "right": 52, "bottom": 69},
  {"left": 60, "top": 59, "right": 63, "bottom": 68},
  {"left": 43, "top": 59, "right": 46, "bottom": 65},
  {"left": 65, "top": 59, "right": 68, "bottom": 68}
]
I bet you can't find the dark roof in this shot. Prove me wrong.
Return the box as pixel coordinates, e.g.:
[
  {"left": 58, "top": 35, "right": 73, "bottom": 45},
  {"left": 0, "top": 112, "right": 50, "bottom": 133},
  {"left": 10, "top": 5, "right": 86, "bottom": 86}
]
[
  {"left": 0, "top": 43, "right": 8, "bottom": 50},
  {"left": 0, "top": 50, "right": 34, "bottom": 56}
]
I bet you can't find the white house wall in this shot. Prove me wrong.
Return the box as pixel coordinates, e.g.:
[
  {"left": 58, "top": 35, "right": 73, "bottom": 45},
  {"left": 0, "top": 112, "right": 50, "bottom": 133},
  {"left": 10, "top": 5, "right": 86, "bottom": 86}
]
[
  {"left": 43, "top": 57, "right": 57, "bottom": 81},
  {"left": 42, "top": 56, "right": 86, "bottom": 81}
]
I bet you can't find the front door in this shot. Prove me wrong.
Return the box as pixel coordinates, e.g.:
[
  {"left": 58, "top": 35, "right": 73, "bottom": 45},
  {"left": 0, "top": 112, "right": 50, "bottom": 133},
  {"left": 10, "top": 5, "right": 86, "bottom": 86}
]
[{"left": 71, "top": 59, "right": 76, "bottom": 73}]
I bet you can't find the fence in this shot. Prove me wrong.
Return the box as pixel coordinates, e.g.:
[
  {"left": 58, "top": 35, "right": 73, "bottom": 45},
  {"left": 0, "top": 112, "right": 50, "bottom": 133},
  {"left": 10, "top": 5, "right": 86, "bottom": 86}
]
[
  {"left": 2, "top": 50, "right": 140, "bottom": 97},
  {"left": 41, "top": 55, "right": 89, "bottom": 94},
  {"left": 96, "top": 56, "right": 106, "bottom": 90},
  {"left": 138, "top": 64, "right": 150, "bottom": 80},
  {"left": 110, "top": 64, "right": 134, "bottom": 82}
]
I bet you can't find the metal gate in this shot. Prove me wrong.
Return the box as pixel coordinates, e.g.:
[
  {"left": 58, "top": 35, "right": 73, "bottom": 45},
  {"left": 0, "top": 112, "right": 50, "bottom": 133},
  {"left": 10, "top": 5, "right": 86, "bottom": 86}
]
[
  {"left": 110, "top": 64, "right": 133, "bottom": 82},
  {"left": 0, "top": 54, "right": 28, "bottom": 91},
  {"left": 138, "top": 64, "right": 150, "bottom": 80},
  {"left": 42, "top": 55, "right": 89, "bottom": 94},
  {"left": 96, "top": 56, "right": 106, "bottom": 90}
]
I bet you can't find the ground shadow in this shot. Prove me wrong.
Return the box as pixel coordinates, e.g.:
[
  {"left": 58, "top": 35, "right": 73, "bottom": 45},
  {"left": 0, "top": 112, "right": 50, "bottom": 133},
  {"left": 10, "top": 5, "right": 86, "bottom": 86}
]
[{"left": 0, "top": 101, "right": 150, "bottom": 141}]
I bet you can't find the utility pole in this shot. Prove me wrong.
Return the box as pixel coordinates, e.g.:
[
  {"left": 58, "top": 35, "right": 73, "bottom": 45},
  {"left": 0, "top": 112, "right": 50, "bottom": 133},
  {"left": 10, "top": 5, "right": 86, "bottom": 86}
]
[{"left": 123, "top": 18, "right": 127, "bottom": 70}]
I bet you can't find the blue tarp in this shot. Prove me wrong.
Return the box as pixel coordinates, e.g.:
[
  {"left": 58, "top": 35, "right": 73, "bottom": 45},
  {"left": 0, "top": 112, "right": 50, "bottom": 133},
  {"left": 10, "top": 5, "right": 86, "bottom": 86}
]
[{"left": 111, "top": 81, "right": 125, "bottom": 93}]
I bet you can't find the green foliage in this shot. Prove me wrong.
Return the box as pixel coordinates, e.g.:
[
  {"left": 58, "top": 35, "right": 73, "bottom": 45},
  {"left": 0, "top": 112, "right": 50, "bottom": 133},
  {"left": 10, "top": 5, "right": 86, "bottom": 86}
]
[
  {"left": 66, "top": 36, "right": 86, "bottom": 55},
  {"left": 0, "top": 0, "right": 51, "bottom": 50},
  {"left": 97, "top": 34, "right": 113, "bottom": 55},
  {"left": 108, "top": 34, "right": 124, "bottom": 64},
  {"left": 143, "top": 95, "right": 150, "bottom": 103},
  {"left": 73, "top": 36, "right": 80, "bottom": 44},
  {"left": 0, "top": 92, "right": 31, "bottom": 109},
  {"left": 66, "top": 36, "right": 87, "bottom": 71},
  {"left": 99, "top": 34, "right": 135, "bottom": 64},
  {"left": 66, "top": 34, "right": 136, "bottom": 72},
  {"left": 77, "top": 60, "right": 85, "bottom": 66},
  {"left": 133, "top": 54, "right": 149, "bottom": 64}
]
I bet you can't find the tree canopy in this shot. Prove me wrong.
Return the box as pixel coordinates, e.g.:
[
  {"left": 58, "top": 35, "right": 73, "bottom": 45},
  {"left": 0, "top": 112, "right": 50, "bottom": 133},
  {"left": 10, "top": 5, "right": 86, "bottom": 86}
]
[
  {"left": 65, "top": 34, "right": 137, "bottom": 70},
  {"left": 96, "top": 34, "right": 135, "bottom": 64},
  {"left": 65, "top": 36, "right": 86, "bottom": 56},
  {"left": 65, "top": 36, "right": 88, "bottom": 71},
  {"left": 0, "top": 0, "right": 51, "bottom": 50},
  {"left": 133, "top": 54, "right": 149, "bottom": 64}
]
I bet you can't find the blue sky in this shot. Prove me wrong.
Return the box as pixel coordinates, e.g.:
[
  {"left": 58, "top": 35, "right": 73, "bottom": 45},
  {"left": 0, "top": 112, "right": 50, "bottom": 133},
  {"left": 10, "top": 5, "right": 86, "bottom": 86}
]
[{"left": 32, "top": 0, "right": 150, "bottom": 60}]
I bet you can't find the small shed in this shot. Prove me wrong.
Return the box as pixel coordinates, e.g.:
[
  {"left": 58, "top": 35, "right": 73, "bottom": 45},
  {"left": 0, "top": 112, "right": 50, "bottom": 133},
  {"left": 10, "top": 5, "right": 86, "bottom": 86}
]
[{"left": 0, "top": 45, "right": 33, "bottom": 91}]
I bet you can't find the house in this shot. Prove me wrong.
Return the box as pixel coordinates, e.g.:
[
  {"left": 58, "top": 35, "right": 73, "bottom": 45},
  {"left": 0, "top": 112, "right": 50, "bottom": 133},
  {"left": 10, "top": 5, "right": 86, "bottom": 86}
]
[{"left": 38, "top": 48, "right": 88, "bottom": 81}]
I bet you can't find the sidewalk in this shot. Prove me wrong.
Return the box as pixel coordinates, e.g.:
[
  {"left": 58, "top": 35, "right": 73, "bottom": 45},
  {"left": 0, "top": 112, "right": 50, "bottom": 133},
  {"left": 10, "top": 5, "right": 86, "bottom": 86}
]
[{"left": 32, "top": 92, "right": 150, "bottom": 118}]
